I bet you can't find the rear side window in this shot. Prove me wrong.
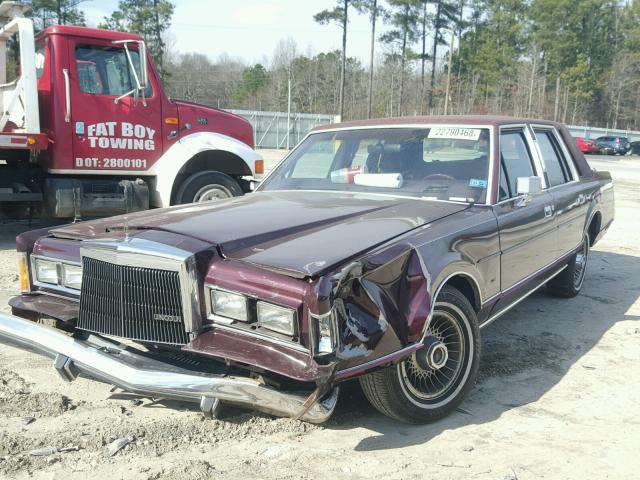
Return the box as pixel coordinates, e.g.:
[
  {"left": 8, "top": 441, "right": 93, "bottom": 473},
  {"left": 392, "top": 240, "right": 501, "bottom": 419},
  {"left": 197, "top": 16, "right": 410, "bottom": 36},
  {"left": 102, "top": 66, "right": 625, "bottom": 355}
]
[
  {"left": 499, "top": 130, "right": 536, "bottom": 198},
  {"left": 535, "top": 129, "right": 572, "bottom": 187}
]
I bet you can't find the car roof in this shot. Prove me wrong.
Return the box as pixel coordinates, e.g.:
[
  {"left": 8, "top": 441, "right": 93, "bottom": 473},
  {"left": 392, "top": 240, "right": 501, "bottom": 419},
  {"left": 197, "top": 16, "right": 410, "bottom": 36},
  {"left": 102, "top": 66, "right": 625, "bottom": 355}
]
[{"left": 310, "top": 115, "right": 563, "bottom": 132}]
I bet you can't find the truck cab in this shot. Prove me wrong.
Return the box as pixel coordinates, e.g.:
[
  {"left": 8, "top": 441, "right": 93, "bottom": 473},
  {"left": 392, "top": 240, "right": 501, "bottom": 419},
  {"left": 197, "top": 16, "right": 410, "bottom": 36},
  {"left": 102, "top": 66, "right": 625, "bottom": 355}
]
[{"left": 0, "top": 2, "right": 261, "bottom": 218}]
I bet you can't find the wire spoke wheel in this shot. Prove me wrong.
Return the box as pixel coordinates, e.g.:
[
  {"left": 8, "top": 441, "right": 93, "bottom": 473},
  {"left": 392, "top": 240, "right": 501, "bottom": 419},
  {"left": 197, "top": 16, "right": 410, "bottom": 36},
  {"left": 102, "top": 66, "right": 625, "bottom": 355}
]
[
  {"left": 400, "top": 307, "right": 466, "bottom": 403},
  {"left": 573, "top": 235, "right": 589, "bottom": 289}
]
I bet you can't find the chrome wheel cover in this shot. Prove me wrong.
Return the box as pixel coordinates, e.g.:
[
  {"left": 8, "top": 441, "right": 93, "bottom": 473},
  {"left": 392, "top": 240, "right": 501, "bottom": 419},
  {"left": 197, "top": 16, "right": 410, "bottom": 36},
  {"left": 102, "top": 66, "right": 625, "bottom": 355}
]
[
  {"left": 573, "top": 235, "right": 589, "bottom": 290},
  {"left": 399, "top": 302, "right": 472, "bottom": 407},
  {"left": 193, "top": 185, "right": 233, "bottom": 202}
]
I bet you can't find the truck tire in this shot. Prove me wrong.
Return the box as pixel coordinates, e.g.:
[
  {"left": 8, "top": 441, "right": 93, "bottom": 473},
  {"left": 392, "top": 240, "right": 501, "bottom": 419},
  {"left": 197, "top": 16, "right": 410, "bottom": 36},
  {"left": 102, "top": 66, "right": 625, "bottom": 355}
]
[
  {"left": 547, "top": 233, "right": 589, "bottom": 298},
  {"left": 175, "top": 171, "right": 243, "bottom": 204},
  {"left": 359, "top": 285, "right": 480, "bottom": 423}
]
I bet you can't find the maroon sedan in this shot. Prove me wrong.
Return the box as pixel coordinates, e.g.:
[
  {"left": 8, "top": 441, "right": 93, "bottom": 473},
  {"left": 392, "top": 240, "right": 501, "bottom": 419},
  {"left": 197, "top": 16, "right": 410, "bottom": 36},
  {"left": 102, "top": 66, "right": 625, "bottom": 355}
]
[
  {"left": 575, "top": 136, "right": 600, "bottom": 154},
  {"left": 0, "top": 116, "right": 614, "bottom": 424}
]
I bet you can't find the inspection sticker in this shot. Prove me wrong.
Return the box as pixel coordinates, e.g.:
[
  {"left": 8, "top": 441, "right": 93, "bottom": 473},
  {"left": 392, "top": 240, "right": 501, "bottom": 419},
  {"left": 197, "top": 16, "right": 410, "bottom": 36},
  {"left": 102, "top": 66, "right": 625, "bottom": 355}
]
[
  {"left": 469, "top": 178, "right": 488, "bottom": 188},
  {"left": 428, "top": 127, "right": 482, "bottom": 141}
]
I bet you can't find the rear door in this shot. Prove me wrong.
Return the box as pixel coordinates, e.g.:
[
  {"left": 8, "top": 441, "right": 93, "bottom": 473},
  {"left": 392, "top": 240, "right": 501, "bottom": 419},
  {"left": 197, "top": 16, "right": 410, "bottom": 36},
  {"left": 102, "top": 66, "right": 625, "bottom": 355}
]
[
  {"left": 493, "top": 126, "right": 557, "bottom": 291},
  {"left": 68, "top": 38, "right": 163, "bottom": 174},
  {"left": 531, "top": 126, "right": 588, "bottom": 258}
]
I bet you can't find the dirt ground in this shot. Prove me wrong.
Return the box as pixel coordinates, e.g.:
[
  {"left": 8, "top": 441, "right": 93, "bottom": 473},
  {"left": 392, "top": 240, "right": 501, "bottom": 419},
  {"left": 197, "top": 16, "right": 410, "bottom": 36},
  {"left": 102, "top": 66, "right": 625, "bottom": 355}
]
[{"left": 0, "top": 154, "right": 638, "bottom": 480}]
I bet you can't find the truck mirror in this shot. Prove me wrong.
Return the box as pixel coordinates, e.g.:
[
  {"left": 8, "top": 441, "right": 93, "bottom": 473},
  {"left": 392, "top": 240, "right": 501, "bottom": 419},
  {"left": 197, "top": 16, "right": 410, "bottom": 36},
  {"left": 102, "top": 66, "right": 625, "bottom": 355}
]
[{"left": 138, "top": 41, "right": 148, "bottom": 89}]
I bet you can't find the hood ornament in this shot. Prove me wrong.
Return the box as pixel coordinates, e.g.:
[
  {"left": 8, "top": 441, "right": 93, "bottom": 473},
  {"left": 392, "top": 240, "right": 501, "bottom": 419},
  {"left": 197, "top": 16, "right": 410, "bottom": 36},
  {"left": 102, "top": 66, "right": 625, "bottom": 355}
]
[{"left": 123, "top": 216, "right": 130, "bottom": 242}]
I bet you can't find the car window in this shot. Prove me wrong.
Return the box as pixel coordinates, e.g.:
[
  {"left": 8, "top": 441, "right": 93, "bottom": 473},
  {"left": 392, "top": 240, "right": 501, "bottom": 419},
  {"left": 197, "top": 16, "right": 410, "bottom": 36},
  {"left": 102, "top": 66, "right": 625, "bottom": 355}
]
[
  {"left": 534, "top": 129, "right": 572, "bottom": 186},
  {"left": 260, "top": 127, "right": 491, "bottom": 202},
  {"left": 75, "top": 45, "right": 152, "bottom": 97},
  {"left": 499, "top": 130, "right": 536, "bottom": 198}
]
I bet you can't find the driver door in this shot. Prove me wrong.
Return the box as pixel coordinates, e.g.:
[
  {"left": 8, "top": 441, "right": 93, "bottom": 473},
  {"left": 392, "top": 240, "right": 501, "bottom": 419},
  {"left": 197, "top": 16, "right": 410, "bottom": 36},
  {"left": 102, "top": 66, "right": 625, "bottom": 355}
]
[{"left": 67, "top": 37, "right": 163, "bottom": 174}]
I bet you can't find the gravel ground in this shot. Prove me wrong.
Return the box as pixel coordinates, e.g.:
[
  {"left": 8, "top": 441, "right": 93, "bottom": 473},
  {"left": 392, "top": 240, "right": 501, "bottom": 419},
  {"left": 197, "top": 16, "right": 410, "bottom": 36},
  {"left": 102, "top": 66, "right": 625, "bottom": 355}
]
[{"left": 0, "top": 154, "right": 639, "bottom": 480}]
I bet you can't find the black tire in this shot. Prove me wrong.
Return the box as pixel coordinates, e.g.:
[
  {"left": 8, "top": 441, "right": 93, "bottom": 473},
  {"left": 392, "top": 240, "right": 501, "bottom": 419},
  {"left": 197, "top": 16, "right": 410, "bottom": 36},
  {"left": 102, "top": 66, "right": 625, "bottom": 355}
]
[
  {"left": 359, "top": 285, "right": 480, "bottom": 424},
  {"left": 547, "top": 233, "right": 589, "bottom": 298},
  {"left": 174, "top": 171, "right": 243, "bottom": 204}
]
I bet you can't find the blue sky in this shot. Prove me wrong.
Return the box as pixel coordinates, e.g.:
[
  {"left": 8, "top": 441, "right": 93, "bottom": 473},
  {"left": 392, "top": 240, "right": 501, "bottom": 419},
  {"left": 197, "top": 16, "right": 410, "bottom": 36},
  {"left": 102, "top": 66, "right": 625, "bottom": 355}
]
[{"left": 82, "top": 1, "right": 389, "bottom": 65}]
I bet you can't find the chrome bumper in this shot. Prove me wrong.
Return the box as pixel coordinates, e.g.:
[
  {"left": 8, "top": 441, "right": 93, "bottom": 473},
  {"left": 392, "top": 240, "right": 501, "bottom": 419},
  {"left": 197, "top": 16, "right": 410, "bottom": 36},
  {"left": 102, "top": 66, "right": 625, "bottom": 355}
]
[{"left": 0, "top": 313, "right": 338, "bottom": 423}]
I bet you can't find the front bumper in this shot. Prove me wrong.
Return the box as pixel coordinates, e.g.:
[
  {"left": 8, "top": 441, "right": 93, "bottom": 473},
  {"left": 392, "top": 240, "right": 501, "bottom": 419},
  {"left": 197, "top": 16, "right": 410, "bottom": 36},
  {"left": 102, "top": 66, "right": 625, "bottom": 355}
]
[{"left": 0, "top": 312, "right": 339, "bottom": 423}]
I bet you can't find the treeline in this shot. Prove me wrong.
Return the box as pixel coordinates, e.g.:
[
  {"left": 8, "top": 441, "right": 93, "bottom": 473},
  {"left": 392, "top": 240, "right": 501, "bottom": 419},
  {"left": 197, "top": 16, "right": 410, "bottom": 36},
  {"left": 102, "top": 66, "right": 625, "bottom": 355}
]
[{"left": 28, "top": 0, "right": 640, "bottom": 129}]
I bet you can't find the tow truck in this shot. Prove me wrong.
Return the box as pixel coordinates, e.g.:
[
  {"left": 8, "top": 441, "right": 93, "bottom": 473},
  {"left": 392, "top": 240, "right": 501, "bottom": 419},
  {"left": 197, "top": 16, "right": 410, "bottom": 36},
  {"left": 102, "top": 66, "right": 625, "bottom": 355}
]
[{"left": 0, "top": 1, "right": 262, "bottom": 218}]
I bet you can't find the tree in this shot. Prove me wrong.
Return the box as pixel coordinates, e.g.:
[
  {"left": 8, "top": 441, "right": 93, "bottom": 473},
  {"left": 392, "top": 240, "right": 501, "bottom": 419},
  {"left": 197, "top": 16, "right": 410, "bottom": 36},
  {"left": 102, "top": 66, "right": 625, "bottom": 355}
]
[
  {"left": 380, "top": 0, "right": 421, "bottom": 115},
  {"left": 314, "top": 1, "right": 351, "bottom": 120},
  {"left": 354, "top": 0, "right": 385, "bottom": 118},
  {"left": 427, "top": 0, "right": 458, "bottom": 112},
  {"left": 418, "top": 0, "right": 431, "bottom": 113},
  {"left": 101, "top": 0, "right": 175, "bottom": 77},
  {"left": 232, "top": 64, "right": 270, "bottom": 109},
  {"left": 28, "top": 0, "right": 87, "bottom": 31}
]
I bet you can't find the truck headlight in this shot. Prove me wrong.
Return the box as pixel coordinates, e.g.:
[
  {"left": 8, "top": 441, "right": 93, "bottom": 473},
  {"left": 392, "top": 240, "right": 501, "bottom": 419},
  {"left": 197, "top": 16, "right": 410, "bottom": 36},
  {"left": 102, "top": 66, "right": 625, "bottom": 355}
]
[
  {"left": 62, "top": 264, "right": 83, "bottom": 290},
  {"left": 211, "top": 289, "right": 248, "bottom": 322},
  {"left": 34, "top": 258, "right": 59, "bottom": 284},
  {"left": 257, "top": 301, "right": 297, "bottom": 336}
]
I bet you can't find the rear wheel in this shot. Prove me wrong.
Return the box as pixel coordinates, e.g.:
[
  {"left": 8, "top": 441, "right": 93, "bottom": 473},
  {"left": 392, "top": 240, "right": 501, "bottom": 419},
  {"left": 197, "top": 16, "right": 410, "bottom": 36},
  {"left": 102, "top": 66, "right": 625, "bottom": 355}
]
[
  {"left": 547, "top": 233, "right": 589, "bottom": 298},
  {"left": 360, "top": 286, "right": 480, "bottom": 423},
  {"left": 175, "top": 171, "right": 243, "bottom": 204}
]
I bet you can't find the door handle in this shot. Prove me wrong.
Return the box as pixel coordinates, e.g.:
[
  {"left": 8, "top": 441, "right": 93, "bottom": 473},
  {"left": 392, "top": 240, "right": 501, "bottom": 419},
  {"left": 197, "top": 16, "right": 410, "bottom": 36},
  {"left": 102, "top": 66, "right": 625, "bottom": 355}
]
[
  {"left": 544, "top": 205, "right": 554, "bottom": 218},
  {"left": 62, "top": 68, "right": 71, "bottom": 123}
]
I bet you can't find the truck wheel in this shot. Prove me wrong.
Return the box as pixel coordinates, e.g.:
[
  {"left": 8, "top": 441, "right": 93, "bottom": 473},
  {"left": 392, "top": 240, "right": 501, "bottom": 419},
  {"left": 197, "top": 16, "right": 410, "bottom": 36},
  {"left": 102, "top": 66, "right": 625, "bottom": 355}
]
[
  {"left": 547, "top": 233, "right": 589, "bottom": 298},
  {"left": 175, "top": 171, "right": 242, "bottom": 204},
  {"left": 359, "top": 285, "right": 480, "bottom": 423}
]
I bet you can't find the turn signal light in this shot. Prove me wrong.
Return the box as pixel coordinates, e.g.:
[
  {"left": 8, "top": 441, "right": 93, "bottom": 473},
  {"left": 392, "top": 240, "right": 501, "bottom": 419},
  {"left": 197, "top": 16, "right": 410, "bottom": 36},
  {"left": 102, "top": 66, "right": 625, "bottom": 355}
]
[
  {"left": 26, "top": 136, "right": 36, "bottom": 145},
  {"left": 164, "top": 117, "right": 179, "bottom": 125},
  {"left": 255, "top": 159, "right": 264, "bottom": 175},
  {"left": 18, "top": 253, "right": 30, "bottom": 293}
]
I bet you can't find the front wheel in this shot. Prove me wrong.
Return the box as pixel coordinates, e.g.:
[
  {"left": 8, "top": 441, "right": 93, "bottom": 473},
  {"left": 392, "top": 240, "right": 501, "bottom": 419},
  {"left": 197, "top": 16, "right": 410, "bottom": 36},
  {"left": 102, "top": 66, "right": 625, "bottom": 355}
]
[
  {"left": 360, "top": 286, "right": 480, "bottom": 423},
  {"left": 547, "top": 233, "right": 589, "bottom": 298},
  {"left": 175, "top": 171, "right": 243, "bottom": 204}
]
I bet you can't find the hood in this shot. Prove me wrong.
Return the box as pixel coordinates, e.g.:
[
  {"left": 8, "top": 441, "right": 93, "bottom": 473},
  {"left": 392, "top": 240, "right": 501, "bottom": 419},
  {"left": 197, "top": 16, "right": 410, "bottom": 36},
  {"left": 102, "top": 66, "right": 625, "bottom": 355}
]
[{"left": 50, "top": 191, "right": 468, "bottom": 277}]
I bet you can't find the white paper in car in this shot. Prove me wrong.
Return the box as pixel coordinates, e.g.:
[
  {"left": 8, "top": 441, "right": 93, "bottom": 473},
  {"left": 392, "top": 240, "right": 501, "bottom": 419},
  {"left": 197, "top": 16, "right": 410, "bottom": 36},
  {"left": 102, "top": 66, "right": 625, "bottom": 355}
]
[
  {"left": 354, "top": 173, "right": 403, "bottom": 188},
  {"left": 428, "top": 127, "right": 482, "bottom": 141}
]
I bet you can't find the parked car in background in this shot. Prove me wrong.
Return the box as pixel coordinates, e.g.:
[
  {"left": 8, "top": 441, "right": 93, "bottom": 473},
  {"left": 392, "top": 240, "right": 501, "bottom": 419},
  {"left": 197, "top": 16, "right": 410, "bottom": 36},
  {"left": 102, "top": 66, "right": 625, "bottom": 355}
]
[
  {"left": 628, "top": 141, "right": 640, "bottom": 155},
  {"left": 595, "top": 136, "right": 631, "bottom": 155},
  {"left": 0, "top": 116, "right": 614, "bottom": 424},
  {"left": 575, "top": 136, "right": 600, "bottom": 154}
]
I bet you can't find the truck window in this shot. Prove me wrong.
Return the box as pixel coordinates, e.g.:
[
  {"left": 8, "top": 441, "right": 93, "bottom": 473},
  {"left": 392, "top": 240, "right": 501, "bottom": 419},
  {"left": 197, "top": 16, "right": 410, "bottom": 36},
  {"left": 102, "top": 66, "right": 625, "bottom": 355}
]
[
  {"left": 534, "top": 129, "right": 572, "bottom": 186},
  {"left": 499, "top": 130, "right": 536, "bottom": 198},
  {"left": 75, "top": 46, "right": 152, "bottom": 97},
  {"left": 35, "top": 43, "right": 45, "bottom": 80}
]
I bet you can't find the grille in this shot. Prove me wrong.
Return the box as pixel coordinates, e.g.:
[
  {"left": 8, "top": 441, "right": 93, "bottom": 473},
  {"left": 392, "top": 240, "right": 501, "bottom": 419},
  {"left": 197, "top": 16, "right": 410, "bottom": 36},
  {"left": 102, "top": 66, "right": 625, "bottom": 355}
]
[{"left": 78, "top": 257, "right": 189, "bottom": 345}]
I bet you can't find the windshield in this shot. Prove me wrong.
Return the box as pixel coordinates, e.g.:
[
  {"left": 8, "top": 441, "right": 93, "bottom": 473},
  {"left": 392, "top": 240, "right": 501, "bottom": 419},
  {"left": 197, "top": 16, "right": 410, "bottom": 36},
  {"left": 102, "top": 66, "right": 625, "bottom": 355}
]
[{"left": 259, "top": 127, "right": 491, "bottom": 203}]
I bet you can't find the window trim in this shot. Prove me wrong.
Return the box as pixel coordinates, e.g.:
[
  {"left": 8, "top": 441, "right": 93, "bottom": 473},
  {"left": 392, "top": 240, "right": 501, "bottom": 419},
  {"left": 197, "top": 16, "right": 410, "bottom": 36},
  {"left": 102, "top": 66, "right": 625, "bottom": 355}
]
[
  {"left": 496, "top": 124, "right": 545, "bottom": 204},
  {"left": 529, "top": 125, "right": 580, "bottom": 191}
]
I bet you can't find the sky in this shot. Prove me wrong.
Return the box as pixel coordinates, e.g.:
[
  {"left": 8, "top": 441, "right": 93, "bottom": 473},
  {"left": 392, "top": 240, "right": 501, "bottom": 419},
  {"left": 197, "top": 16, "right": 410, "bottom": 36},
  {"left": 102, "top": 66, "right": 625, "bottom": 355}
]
[{"left": 81, "top": 0, "right": 393, "bottom": 66}]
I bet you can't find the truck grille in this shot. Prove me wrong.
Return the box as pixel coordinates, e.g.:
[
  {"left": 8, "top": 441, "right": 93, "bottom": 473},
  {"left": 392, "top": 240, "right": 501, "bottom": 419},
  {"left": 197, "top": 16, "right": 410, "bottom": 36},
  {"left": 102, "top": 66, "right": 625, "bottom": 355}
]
[{"left": 77, "top": 257, "right": 190, "bottom": 345}]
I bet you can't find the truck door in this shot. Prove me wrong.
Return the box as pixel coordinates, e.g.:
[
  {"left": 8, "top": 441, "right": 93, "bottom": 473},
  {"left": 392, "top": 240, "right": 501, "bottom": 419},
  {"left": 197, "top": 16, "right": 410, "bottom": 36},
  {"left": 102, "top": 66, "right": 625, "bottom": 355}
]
[
  {"left": 67, "top": 38, "right": 163, "bottom": 174},
  {"left": 493, "top": 127, "right": 558, "bottom": 291}
]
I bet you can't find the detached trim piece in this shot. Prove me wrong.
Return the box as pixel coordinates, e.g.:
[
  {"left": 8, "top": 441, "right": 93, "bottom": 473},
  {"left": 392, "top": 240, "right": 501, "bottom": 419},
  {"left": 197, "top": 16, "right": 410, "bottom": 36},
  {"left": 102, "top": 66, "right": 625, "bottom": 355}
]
[{"left": 0, "top": 312, "right": 338, "bottom": 424}]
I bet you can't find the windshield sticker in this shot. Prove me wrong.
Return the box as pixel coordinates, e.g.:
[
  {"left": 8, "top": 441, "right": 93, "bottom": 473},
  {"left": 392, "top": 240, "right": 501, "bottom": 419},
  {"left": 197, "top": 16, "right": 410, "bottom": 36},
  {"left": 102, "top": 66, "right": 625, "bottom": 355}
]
[
  {"left": 429, "top": 127, "right": 482, "bottom": 141},
  {"left": 469, "top": 178, "right": 487, "bottom": 188}
]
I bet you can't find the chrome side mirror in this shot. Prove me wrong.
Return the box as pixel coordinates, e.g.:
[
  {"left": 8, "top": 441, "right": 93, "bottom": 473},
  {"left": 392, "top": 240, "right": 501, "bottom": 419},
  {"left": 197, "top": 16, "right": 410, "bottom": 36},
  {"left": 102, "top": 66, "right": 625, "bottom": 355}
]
[
  {"left": 138, "top": 41, "right": 148, "bottom": 89},
  {"left": 515, "top": 176, "right": 542, "bottom": 206}
]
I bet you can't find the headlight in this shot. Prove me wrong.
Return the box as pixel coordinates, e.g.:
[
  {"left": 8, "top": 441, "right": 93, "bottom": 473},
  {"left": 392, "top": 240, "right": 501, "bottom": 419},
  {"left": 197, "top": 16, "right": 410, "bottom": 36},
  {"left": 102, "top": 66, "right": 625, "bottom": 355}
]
[
  {"left": 211, "top": 289, "right": 248, "bottom": 322},
  {"left": 257, "top": 301, "right": 297, "bottom": 336},
  {"left": 62, "top": 264, "right": 83, "bottom": 290},
  {"left": 34, "top": 258, "right": 58, "bottom": 284},
  {"left": 313, "top": 312, "right": 337, "bottom": 354}
]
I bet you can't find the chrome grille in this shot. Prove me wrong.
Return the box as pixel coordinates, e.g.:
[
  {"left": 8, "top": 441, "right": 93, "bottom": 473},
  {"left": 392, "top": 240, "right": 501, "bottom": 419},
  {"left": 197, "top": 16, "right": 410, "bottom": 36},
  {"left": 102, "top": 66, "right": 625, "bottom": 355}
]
[{"left": 78, "top": 256, "right": 189, "bottom": 345}]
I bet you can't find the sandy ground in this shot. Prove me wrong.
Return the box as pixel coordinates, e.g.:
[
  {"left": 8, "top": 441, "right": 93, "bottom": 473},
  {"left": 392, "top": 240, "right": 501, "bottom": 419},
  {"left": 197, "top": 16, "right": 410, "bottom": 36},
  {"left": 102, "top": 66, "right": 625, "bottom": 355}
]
[{"left": 0, "top": 154, "right": 639, "bottom": 480}]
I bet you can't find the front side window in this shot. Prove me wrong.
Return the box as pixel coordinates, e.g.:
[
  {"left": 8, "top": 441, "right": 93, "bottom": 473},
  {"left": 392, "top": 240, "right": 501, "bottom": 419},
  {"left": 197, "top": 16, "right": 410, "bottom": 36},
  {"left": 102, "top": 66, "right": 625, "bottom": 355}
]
[
  {"left": 535, "top": 129, "right": 571, "bottom": 187},
  {"left": 499, "top": 130, "right": 536, "bottom": 198},
  {"left": 259, "top": 126, "right": 491, "bottom": 203},
  {"left": 75, "top": 46, "right": 151, "bottom": 97}
]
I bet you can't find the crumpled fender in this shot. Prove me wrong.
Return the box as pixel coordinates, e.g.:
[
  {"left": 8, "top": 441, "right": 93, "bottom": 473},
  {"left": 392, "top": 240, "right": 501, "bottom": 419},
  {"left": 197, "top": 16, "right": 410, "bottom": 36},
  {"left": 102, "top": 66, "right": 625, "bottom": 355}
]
[{"left": 148, "top": 131, "right": 262, "bottom": 207}]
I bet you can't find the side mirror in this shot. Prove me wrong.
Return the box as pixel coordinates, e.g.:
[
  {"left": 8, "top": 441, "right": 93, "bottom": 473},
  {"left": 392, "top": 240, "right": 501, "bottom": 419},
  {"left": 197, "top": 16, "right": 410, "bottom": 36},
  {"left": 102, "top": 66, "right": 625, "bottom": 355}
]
[
  {"left": 516, "top": 176, "right": 542, "bottom": 196},
  {"left": 137, "top": 41, "right": 148, "bottom": 89}
]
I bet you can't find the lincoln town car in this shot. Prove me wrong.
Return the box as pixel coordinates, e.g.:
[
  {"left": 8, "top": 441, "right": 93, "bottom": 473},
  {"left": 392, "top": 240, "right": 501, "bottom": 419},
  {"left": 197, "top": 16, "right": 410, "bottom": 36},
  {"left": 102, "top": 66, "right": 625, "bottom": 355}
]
[{"left": 0, "top": 116, "right": 614, "bottom": 423}]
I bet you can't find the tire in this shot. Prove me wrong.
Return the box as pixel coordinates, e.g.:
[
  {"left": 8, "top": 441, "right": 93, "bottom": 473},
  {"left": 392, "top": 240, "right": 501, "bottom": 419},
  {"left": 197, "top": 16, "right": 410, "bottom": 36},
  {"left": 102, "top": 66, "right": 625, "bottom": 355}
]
[
  {"left": 174, "top": 171, "right": 243, "bottom": 204},
  {"left": 359, "top": 285, "right": 480, "bottom": 424},
  {"left": 546, "top": 233, "right": 589, "bottom": 298}
]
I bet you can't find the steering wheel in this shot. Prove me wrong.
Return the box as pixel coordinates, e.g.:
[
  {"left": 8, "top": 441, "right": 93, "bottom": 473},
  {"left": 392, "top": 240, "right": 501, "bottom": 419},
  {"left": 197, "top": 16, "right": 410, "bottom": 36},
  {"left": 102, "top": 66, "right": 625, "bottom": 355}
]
[{"left": 423, "top": 173, "right": 455, "bottom": 181}]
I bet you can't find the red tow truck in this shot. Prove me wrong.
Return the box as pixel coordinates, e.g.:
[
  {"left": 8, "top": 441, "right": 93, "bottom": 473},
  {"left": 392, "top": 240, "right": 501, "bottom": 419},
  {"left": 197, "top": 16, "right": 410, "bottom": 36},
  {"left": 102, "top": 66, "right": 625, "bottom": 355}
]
[{"left": 0, "top": 1, "right": 262, "bottom": 218}]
